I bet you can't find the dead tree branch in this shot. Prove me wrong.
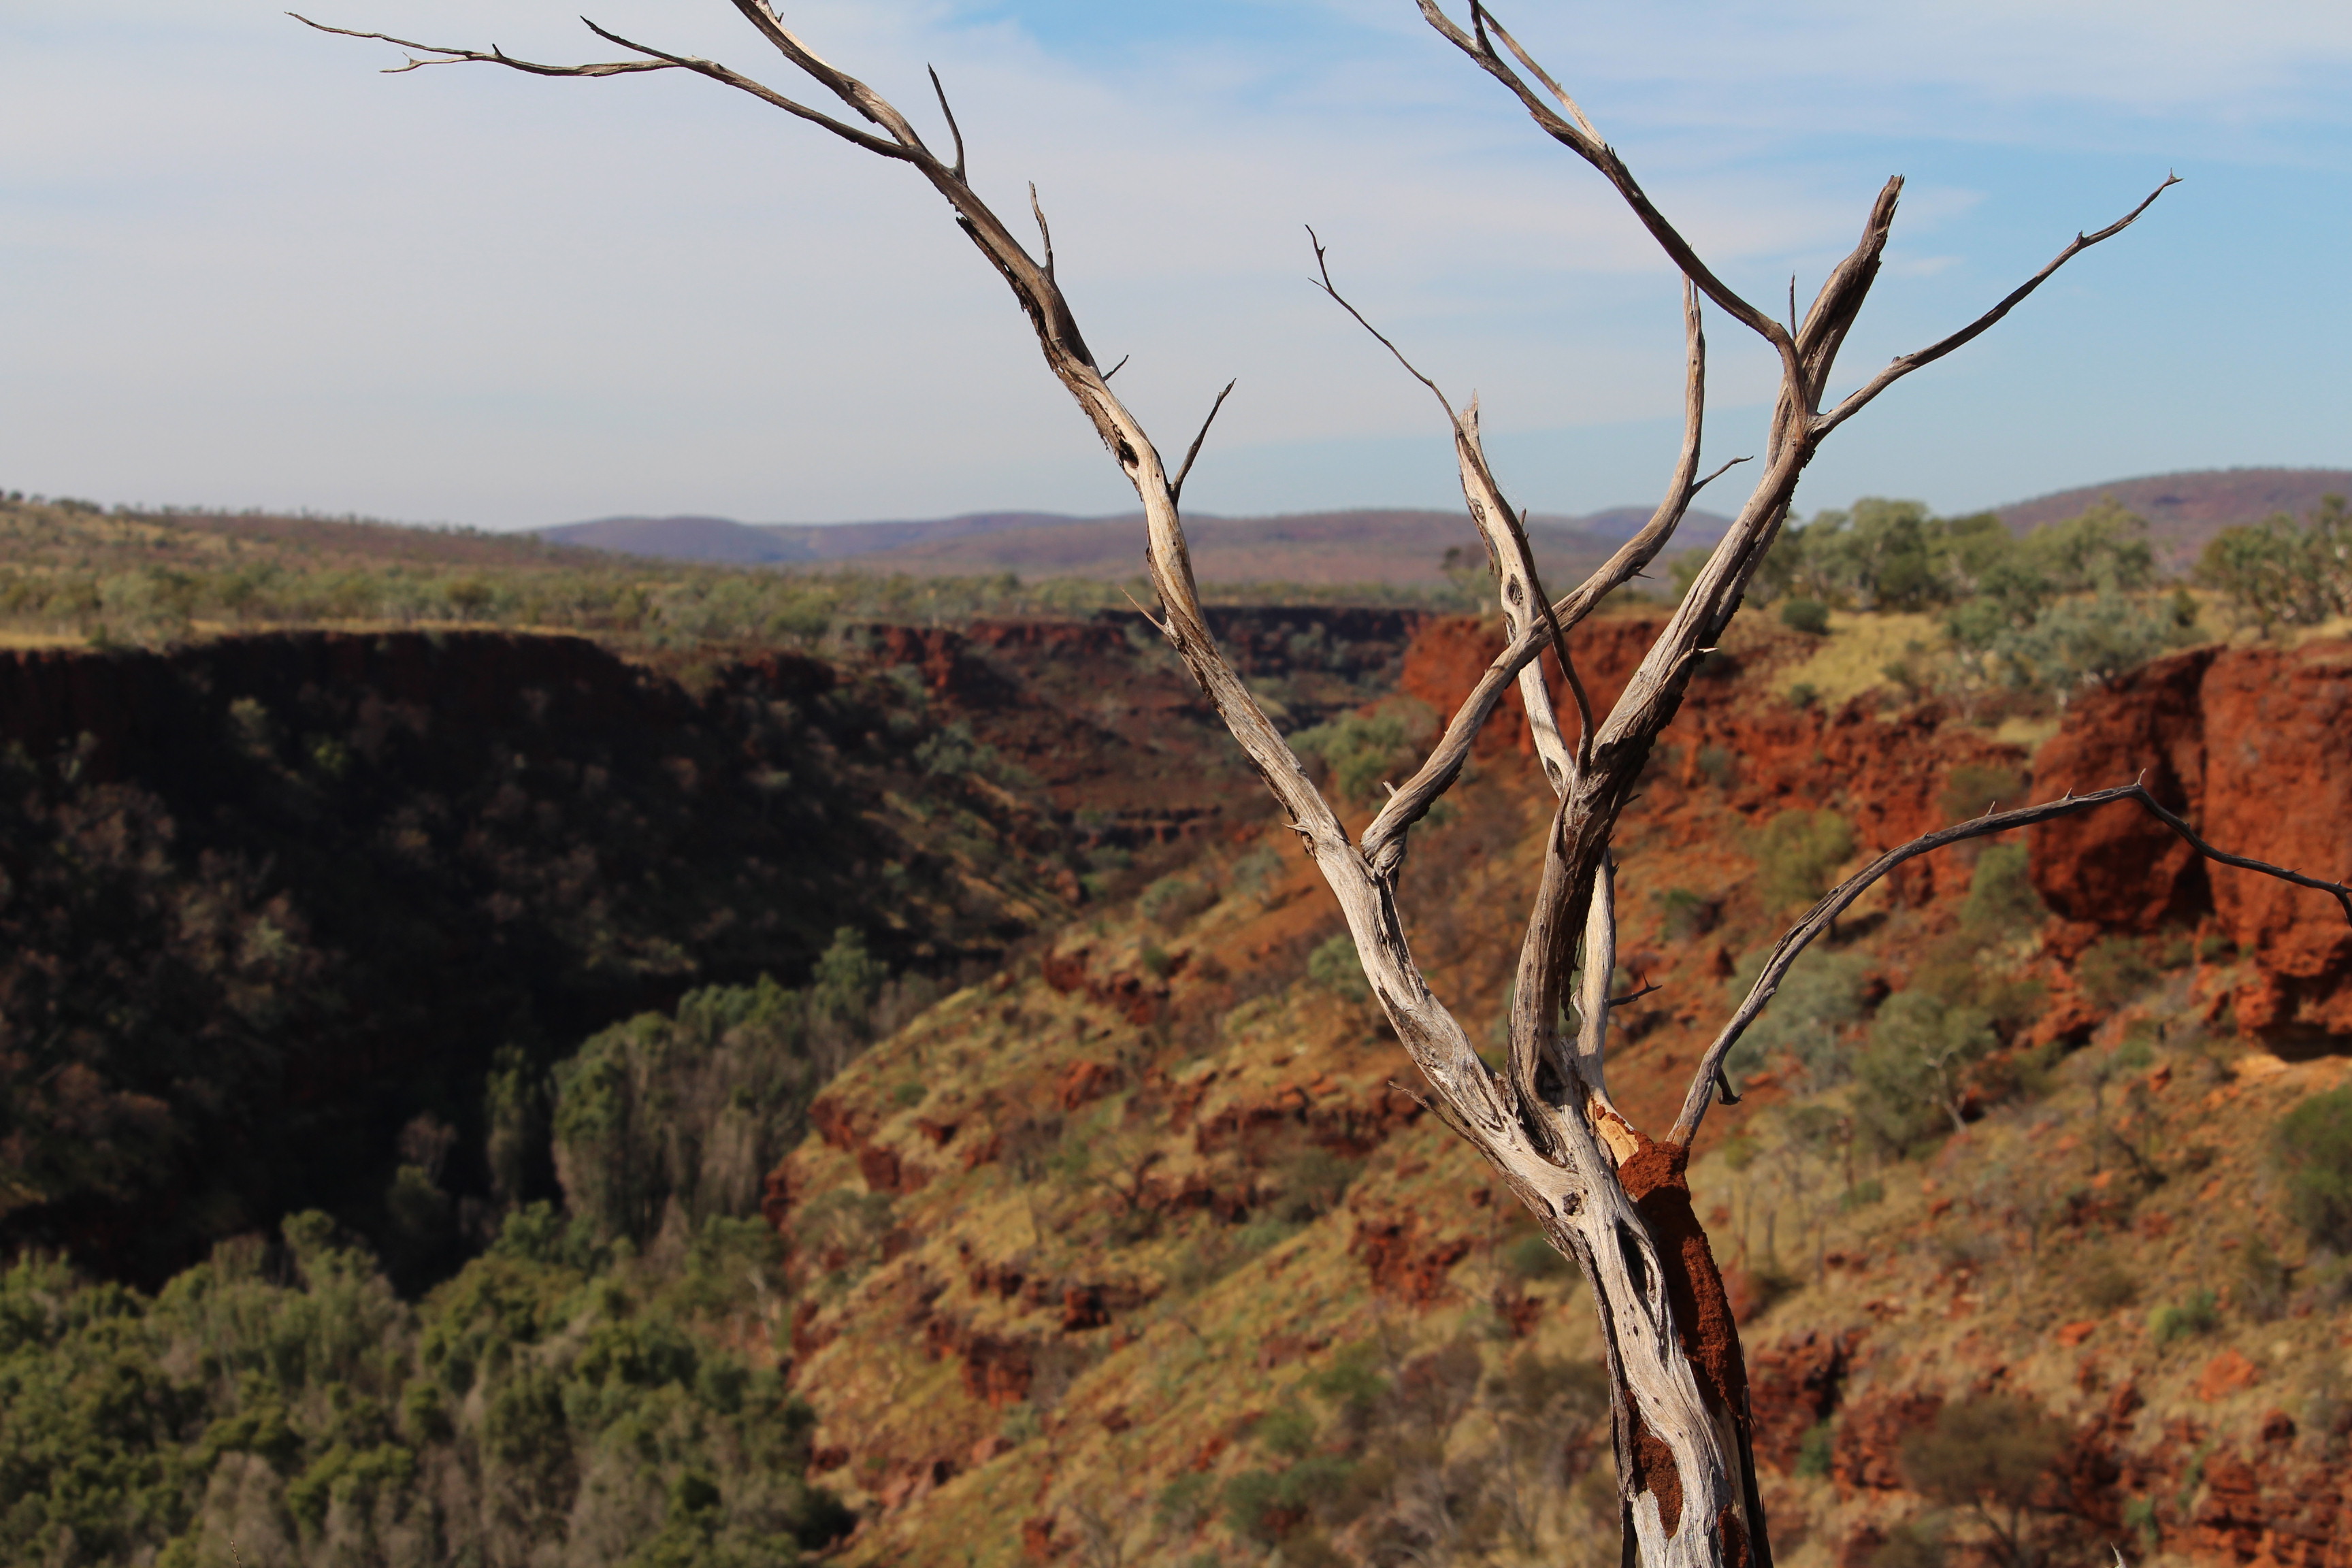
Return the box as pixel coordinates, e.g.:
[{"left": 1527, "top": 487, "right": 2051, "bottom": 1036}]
[
  {"left": 308, "top": 9, "right": 2208, "bottom": 1565},
  {"left": 1169, "top": 380, "right": 1237, "bottom": 508},
  {"left": 1670, "top": 781, "right": 2352, "bottom": 1144},
  {"left": 1814, "top": 174, "right": 2180, "bottom": 440},
  {"left": 1308, "top": 232, "right": 1584, "bottom": 791}
]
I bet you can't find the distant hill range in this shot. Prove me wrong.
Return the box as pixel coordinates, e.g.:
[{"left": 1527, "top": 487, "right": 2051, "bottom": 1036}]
[
  {"left": 538, "top": 466, "right": 2350, "bottom": 584},
  {"left": 537, "top": 506, "right": 1733, "bottom": 589},
  {"left": 1991, "top": 466, "right": 2351, "bottom": 569}
]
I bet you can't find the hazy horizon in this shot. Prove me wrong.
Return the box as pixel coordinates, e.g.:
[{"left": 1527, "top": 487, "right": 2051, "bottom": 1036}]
[{"left": 7, "top": 3, "right": 2349, "bottom": 529}]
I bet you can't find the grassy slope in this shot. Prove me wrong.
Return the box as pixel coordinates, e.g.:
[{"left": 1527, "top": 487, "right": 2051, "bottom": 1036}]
[
  {"left": 0, "top": 497, "right": 1482, "bottom": 655},
  {"left": 766, "top": 638, "right": 2350, "bottom": 1567}
]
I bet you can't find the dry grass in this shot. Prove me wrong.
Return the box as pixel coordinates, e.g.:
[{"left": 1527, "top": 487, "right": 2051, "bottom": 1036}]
[{"left": 1773, "top": 610, "right": 1943, "bottom": 706}]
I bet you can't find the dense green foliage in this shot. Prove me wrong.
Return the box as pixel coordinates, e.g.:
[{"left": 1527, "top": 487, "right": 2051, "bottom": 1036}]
[
  {"left": 0, "top": 943, "right": 879, "bottom": 1567},
  {"left": 552, "top": 935, "right": 907, "bottom": 1250},
  {"left": 1897, "top": 1394, "right": 2070, "bottom": 1568},
  {"left": 1189, "top": 1339, "right": 1612, "bottom": 1565},
  {"left": 1307, "top": 934, "right": 1373, "bottom": 1004},
  {"left": 1750, "top": 809, "right": 1857, "bottom": 912},
  {"left": 2275, "top": 1088, "right": 2352, "bottom": 1252},
  {"left": 2195, "top": 495, "right": 2352, "bottom": 632},
  {"left": 1725, "top": 844, "right": 2049, "bottom": 1152},
  {"left": 0, "top": 632, "right": 1041, "bottom": 1286},
  {"left": 1755, "top": 499, "right": 2150, "bottom": 617},
  {"left": 0, "top": 1211, "right": 845, "bottom": 1567},
  {"left": 1290, "top": 700, "right": 1437, "bottom": 805},
  {"left": 1681, "top": 496, "right": 2204, "bottom": 700}
]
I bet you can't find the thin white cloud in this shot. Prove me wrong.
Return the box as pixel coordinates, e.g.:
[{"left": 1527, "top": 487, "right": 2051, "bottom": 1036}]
[{"left": 1, "top": 1, "right": 2345, "bottom": 525}]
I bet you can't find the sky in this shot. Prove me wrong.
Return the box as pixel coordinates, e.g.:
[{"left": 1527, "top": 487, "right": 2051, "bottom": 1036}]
[{"left": 4, "top": 1, "right": 2349, "bottom": 530}]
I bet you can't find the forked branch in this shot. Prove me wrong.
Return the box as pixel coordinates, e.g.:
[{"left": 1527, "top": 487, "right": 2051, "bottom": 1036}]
[
  {"left": 1308, "top": 231, "right": 1584, "bottom": 791},
  {"left": 1358, "top": 279, "right": 1727, "bottom": 872},
  {"left": 1418, "top": 1, "right": 1799, "bottom": 380},
  {"left": 1669, "top": 781, "right": 2352, "bottom": 1143},
  {"left": 287, "top": 15, "right": 676, "bottom": 77},
  {"left": 1169, "top": 380, "right": 1237, "bottom": 507},
  {"left": 1814, "top": 174, "right": 2180, "bottom": 440},
  {"left": 290, "top": 14, "right": 919, "bottom": 160}
]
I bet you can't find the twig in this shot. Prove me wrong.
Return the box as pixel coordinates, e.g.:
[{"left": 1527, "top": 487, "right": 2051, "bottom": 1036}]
[
  {"left": 1029, "top": 182, "right": 1054, "bottom": 280},
  {"left": 1169, "top": 379, "right": 1237, "bottom": 506},
  {"left": 1307, "top": 228, "right": 1582, "bottom": 789},
  {"left": 926, "top": 65, "right": 966, "bottom": 183},
  {"left": 1670, "top": 779, "right": 2351, "bottom": 1143},
  {"left": 1814, "top": 174, "right": 2179, "bottom": 439}
]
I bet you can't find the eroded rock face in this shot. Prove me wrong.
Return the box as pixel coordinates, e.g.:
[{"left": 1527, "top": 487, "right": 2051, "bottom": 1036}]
[
  {"left": 2031, "top": 641, "right": 2352, "bottom": 1045},
  {"left": 1399, "top": 614, "right": 2027, "bottom": 907}
]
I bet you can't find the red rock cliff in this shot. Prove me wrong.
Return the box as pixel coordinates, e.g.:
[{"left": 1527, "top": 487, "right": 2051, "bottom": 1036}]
[
  {"left": 2030, "top": 641, "right": 2352, "bottom": 1043},
  {"left": 1399, "top": 614, "right": 2025, "bottom": 906}
]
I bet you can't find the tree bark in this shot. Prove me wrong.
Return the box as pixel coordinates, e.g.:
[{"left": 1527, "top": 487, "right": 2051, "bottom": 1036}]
[{"left": 286, "top": 10, "right": 2341, "bottom": 1567}]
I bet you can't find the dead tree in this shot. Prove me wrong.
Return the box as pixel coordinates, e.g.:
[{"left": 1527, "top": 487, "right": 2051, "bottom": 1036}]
[{"left": 301, "top": 6, "right": 2352, "bottom": 1565}]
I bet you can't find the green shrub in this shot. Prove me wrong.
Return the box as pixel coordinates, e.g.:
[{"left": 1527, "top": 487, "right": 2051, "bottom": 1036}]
[
  {"left": 2076, "top": 937, "right": 2159, "bottom": 1011},
  {"left": 1751, "top": 809, "right": 1856, "bottom": 911},
  {"left": 1140, "top": 875, "right": 1218, "bottom": 930},
  {"left": 1653, "top": 886, "right": 1720, "bottom": 941},
  {"left": 1503, "top": 1233, "right": 1573, "bottom": 1281},
  {"left": 1940, "top": 764, "right": 2024, "bottom": 823},
  {"left": 1721, "top": 947, "right": 1874, "bottom": 1089},
  {"left": 1900, "top": 1401, "right": 2070, "bottom": 1494},
  {"left": 1797, "top": 1420, "right": 1835, "bottom": 1478},
  {"left": 1252, "top": 1405, "right": 1318, "bottom": 1459},
  {"left": 2151, "top": 1289, "right": 2220, "bottom": 1346},
  {"left": 1224, "top": 1469, "right": 1292, "bottom": 1544},
  {"left": 911, "top": 718, "right": 1028, "bottom": 784},
  {"left": 1305, "top": 1343, "right": 1388, "bottom": 1422},
  {"left": 1854, "top": 991, "right": 1995, "bottom": 1155},
  {"left": 1223, "top": 1456, "right": 1356, "bottom": 1545},
  {"left": 1695, "top": 744, "right": 1740, "bottom": 788},
  {"left": 1870, "top": 1518, "right": 1949, "bottom": 1568},
  {"left": 1155, "top": 1471, "right": 1215, "bottom": 1532},
  {"left": 1289, "top": 700, "right": 1435, "bottom": 804},
  {"left": 2196, "top": 495, "right": 2352, "bottom": 631},
  {"left": 1961, "top": 843, "right": 2044, "bottom": 934},
  {"left": 551, "top": 944, "right": 885, "bottom": 1247},
  {"left": 1271, "top": 1147, "right": 1364, "bottom": 1224},
  {"left": 2239, "top": 1235, "right": 2293, "bottom": 1321},
  {"left": 2275, "top": 1088, "right": 2352, "bottom": 1252},
  {"left": 1780, "top": 598, "right": 1832, "bottom": 635},
  {"left": 0, "top": 1218, "right": 845, "bottom": 1567},
  {"left": 1898, "top": 1394, "right": 2065, "bottom": 1567},
  {"left": 1229, "top": 847, "right": 1286, "bottom": 904}
]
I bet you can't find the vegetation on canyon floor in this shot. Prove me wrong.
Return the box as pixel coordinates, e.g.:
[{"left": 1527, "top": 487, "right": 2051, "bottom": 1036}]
[{"left": 0, "top": 493, "right": 2347, "bottom": 1565}]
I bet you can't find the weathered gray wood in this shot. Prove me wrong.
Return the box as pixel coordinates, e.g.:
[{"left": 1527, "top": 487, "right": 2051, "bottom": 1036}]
[{"left": 295, "top": 10, "right": 2271, "bottom": 1567}]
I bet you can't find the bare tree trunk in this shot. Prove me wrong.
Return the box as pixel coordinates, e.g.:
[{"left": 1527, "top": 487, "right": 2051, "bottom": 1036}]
[{"left": 302, "top": 7, "right": 2351, "bottom": 1564}]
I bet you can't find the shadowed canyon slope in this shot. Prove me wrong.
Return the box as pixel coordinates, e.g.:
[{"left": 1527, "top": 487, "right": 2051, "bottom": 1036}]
[{"left": 2, "top": 603, "right": 2348, "bottom": 1568}]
